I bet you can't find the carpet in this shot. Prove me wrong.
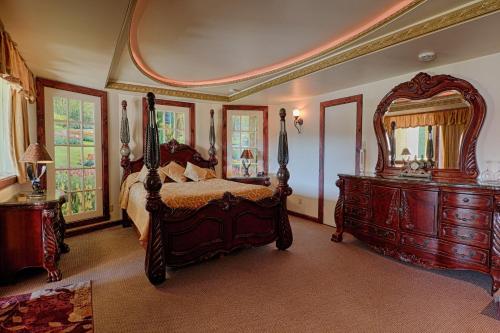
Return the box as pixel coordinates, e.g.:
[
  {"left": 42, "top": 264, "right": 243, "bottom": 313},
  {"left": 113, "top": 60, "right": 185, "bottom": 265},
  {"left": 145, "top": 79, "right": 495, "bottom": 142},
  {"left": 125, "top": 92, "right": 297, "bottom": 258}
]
[{"left": 0, "top": 281, "right": 93, "bottom": 332}]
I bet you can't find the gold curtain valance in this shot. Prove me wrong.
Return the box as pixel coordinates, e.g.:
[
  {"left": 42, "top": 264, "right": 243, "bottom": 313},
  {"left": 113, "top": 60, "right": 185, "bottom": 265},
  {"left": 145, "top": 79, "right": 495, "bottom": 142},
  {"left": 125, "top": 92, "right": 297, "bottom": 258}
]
[
  {"left": 0, "top": 21, "right": 36, "bottom": 103},
  {"left": 384, "top": 107, "right": 470, "bottom": 130}
]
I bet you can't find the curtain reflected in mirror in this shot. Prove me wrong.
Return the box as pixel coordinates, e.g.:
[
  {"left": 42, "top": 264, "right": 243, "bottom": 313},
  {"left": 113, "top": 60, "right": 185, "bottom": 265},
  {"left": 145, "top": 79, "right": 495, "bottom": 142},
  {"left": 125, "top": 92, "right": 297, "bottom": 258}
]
[{"left": 383, "top": 90, "right": 470, "bottom": 170}]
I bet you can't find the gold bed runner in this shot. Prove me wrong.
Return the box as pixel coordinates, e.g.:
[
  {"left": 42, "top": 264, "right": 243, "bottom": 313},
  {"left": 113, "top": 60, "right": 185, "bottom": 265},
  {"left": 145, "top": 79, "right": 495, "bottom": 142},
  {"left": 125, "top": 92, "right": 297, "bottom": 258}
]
[{"left": 120, "top": 173, "right": 274, "bottom": 210}]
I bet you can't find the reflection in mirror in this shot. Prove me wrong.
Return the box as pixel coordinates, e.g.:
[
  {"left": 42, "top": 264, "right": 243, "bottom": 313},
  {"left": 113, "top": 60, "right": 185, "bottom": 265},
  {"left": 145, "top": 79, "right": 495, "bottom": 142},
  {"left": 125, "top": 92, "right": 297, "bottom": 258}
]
[{"left": 383, "top": 90, "right": 470, "bottom": 170}]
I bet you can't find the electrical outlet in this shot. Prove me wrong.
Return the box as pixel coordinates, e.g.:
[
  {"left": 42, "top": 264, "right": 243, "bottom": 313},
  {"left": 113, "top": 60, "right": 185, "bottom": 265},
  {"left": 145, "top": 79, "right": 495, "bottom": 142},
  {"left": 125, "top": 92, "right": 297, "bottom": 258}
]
[
  {"left": 297, "top": 198, "right": 303, "bottom": 205},
  {"left": 110, "top": 204, "right": 114, "bottom": 212}
]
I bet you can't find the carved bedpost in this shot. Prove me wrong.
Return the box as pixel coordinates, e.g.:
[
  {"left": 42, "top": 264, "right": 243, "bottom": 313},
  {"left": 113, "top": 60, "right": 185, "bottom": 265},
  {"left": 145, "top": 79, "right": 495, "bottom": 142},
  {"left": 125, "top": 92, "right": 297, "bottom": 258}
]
[
  {"left": 120, "top": 100, "right": 131, "bottom": 183},
  {"left": 274, "top": 108, "right": 293, "bottom": 250},
  {"left": 208, "top": 109, "right": 217, "bottom": 169},
  {"left": 331, "top": 178, "right": 345, "bottom": 242},
  {"left": 144, "top": 92, "right": 166, "bottom": 285}
]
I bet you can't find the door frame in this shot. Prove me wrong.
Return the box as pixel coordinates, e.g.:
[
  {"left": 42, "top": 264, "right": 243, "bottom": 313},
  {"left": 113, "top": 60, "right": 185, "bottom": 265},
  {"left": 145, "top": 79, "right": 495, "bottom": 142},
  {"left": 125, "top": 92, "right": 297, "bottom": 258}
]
[
  {"left": 318, "top": 94, "right": 363, "bottom": 224},
  {"left": 36, "top": 78, "right": 109, "bottom": 229}
]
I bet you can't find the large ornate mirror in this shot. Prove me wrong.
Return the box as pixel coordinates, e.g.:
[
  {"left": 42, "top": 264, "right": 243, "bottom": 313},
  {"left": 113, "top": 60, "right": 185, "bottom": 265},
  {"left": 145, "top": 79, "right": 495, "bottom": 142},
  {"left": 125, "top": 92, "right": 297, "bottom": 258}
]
[{"left": 374, "top": 73, "right": 486, "bottom": 181}]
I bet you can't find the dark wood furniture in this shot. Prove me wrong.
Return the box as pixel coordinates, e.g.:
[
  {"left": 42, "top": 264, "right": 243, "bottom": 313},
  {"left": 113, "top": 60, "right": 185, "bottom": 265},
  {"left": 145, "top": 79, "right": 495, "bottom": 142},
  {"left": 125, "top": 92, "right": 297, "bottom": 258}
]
[
  {"left": 120, "top": 94, "right": 293, "bottom": 285},
  {"left": 222, "top": 105, "right": 269, "bottom": 179},
  {"left": 226, "top": 176, "right": 271, "bottom": 187},
  {"left": 0, "top": 191, "right": 69, "bottom": 283},
  {"left": 332, "top": 73, "right": 499, "bottom": 297}
]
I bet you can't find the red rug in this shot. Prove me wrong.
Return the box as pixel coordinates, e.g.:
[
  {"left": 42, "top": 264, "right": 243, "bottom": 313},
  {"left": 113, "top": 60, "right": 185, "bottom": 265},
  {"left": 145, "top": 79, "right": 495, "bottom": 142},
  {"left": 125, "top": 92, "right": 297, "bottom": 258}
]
[{"left": 0, "top": 281, "right": 93, "bottom": 332}]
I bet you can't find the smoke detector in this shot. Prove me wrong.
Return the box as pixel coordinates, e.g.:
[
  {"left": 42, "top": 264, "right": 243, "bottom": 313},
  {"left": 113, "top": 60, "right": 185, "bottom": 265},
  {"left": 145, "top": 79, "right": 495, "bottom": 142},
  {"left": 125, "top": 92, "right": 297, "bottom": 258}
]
[{"left": 418, "top": 51, "right": 436, "bottom": 62}]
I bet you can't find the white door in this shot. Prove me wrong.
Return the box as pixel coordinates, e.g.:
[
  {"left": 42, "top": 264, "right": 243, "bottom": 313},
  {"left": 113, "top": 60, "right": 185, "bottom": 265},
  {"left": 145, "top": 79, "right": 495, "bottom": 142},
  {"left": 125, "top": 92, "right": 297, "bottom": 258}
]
[
  {"left": 44, "top": 88, "right": 103, "bottom": 223},
  {"left": 323, "top": 103, "right": 358, "bottom": 226}
]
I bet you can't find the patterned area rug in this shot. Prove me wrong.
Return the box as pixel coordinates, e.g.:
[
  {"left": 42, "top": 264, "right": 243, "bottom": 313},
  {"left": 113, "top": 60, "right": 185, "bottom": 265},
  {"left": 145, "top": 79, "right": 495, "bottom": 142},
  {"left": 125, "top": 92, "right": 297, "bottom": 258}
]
[{"left": 0, "top": 281, "right": 93, "bottom": 332}]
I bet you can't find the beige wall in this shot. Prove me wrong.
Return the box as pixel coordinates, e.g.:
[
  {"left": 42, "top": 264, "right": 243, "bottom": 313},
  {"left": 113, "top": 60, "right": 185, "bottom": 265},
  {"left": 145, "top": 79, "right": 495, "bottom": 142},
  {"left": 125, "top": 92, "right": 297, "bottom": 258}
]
[
  {"left": 3, "top": 52, "right": 499, "bottom": 226},
  {"left": 267, "top": 52, "right": 500, "bottom": 225}
]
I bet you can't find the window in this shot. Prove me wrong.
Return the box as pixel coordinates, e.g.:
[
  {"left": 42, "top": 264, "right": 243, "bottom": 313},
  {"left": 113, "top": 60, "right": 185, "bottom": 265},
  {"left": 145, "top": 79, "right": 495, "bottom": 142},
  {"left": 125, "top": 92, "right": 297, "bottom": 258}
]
[
  {"left": 157, "top": 110, "right": 186, "bottom": 144},
  {"left": 394, "top": 126, "right": 436, "bottom": 161},
  {"left": 0, "top": 78, "right": 15, "bottom": 179},
  {"left": 38, "top": 78, "right": 109, "bottom": 225},
  {"left": 222, "top": 105, "right": 268, "bottom": 178},
  {"left": 142, "top": 98, "right": 195, "bottom": 147}
]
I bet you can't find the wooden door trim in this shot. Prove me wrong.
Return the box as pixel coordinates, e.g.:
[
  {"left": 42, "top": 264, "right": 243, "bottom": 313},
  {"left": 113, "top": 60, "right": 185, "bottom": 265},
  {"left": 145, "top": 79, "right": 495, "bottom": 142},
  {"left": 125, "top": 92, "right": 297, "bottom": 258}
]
[
  {"left": 36, "top": 77, "right": 110, "bottom": 228},
  {"left": 318, "top": 94, "right": 363, "bottom": 224},
  {"left": 222, "top": 105, "right": 268, "bottom": 178}
]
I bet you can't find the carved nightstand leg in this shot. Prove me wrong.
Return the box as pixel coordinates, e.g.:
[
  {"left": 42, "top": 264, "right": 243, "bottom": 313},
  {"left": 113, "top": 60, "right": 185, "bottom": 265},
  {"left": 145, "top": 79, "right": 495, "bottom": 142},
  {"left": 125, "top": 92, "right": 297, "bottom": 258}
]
[
  {"left": 55, "top": 205, "right": 70, "bottom": 254},
  {"left": 42, "top": 209, "right": 62, "bottom": 282}
]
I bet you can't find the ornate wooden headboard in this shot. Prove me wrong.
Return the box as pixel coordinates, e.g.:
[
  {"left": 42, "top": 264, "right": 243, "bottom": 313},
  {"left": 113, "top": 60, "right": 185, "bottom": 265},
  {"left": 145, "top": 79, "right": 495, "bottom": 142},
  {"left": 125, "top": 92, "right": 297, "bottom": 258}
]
[{"left": 119, "top": 100, "right": 217, "bottom": 184}]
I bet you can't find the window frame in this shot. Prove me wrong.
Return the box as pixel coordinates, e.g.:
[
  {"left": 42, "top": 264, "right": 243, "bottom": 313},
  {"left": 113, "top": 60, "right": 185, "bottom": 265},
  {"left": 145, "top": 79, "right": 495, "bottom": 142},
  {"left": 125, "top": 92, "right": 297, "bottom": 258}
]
[
  {"left": 36, "top": 78, "right": 109, "bottom": 228},
  {"left": 0, "top": 78, "right": 17, "bottom": 188},
  {"left": 142, "top": 98, "right": 195, "bottom": 148},
  {"left": 222, "top": 105, "right": 268, "bottom": 178}
]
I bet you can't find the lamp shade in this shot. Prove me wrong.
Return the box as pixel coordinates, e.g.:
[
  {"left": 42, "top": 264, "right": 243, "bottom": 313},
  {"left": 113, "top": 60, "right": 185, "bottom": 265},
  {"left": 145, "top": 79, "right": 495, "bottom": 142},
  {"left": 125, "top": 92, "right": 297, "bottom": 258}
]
[
  {"left": 19, "top": 143, "right": 53, "bottom": 163},
  {"left": 292, "top": 109, "right": 301, "bottom": 117},
  {"left": 401, "top": 148, "right": 411, "bottom": 156},
  {"left": 240, "top": 149, "right": 254, "bottom": 160}
]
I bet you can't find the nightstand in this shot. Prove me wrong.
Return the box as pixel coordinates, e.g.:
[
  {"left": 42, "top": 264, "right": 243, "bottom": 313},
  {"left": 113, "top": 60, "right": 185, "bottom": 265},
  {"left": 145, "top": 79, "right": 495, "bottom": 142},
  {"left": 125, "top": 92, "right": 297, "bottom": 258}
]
[
  {"left": 0, "top": 190, "right": 69, "bottom": 284},
  {"left": 227, "top": 176, "right": 271, "bottom": 187}
]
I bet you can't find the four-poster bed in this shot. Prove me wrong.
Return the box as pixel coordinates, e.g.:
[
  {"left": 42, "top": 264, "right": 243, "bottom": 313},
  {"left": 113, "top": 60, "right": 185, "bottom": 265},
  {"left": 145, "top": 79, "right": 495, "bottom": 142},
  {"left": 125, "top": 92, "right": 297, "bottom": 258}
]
[{"left": 120, "top": 93, "right": 293, "bottom": 284}]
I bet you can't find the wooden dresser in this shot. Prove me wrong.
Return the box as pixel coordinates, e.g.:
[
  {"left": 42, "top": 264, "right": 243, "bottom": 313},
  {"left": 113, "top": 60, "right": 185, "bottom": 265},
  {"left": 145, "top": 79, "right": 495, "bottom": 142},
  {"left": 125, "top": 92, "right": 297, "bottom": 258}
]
[
  {"left": 332, "top": 174, "right": 500, "bottom": 294},
  {"left": 332, "top": 73, "right": 499, "bottom": 296},
  {"left": 0, "top": 191, "right": 69, "bottom": 283}
]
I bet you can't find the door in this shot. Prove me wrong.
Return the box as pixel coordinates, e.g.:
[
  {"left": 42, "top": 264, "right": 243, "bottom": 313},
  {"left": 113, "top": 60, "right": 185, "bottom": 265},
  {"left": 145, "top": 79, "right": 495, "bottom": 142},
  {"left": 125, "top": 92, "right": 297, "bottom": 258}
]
[
  {"left": 44, "top": 88, "right": 103, "bottom": 223},
  {"left": 319, "top": 95, "right": 362, "bottom": 226},
  {"left": 372, "top": 185, "right": 400, "bottom": 229},
  {"left": 400, "top": 189, "right": 438, "bottom": 236}
]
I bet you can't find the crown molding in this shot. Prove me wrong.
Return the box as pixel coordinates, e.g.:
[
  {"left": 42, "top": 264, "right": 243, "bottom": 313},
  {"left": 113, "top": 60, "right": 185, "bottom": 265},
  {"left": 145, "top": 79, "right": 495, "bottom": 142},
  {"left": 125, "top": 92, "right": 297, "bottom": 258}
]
[
  {"left": 106, "top": 81, "right": 230, "bottom": 102},
  {"left": 230, "top": 0, "right": 500, "bottom": 101},
  {"left": 107, "top": 0, "right": 500, "bottom": 102}
]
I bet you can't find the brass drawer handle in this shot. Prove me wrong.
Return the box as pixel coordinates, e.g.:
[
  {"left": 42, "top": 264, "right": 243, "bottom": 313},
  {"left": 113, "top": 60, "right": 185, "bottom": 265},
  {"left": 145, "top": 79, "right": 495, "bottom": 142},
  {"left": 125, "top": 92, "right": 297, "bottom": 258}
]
[
  {"left": 462, "top": 197, "right": 470, "bottom": 203},
  {"left": 453, "top": 248, "right": 476, "bottom": 259},
  {"left": 451, "top": 229, "right": 475, "bottom": 240},
  {"left": 405, "top": 224, "right": 415, "bottom": 230},
  {"left": 454, "top": 213, "right": 477, "bottom": 222}
]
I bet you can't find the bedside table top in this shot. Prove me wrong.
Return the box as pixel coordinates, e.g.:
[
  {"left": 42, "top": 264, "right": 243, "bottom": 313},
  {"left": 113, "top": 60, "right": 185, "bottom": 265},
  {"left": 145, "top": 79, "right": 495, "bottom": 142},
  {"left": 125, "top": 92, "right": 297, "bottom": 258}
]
[{"left": 0, "top": 190, "right": 66, "bottom": 206}]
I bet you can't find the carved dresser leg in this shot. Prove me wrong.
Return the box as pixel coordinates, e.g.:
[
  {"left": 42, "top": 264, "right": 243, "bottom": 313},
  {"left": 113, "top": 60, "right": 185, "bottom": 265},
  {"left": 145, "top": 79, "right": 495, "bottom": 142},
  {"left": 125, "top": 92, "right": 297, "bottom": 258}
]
[
  {"left": 331, "top": 178, "right": 345, "bottom": 243},
  {"left": 492, "top": 197, "right": 500, "bottom": 297},
  {"left": 42, "top": 209, "right": 62, "bottom": 282}
]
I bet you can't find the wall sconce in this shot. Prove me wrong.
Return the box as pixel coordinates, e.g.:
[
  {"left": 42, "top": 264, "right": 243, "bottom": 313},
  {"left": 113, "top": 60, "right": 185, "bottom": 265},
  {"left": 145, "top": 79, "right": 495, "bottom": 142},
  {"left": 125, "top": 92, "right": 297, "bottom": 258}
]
[{"left": 293, "top": 109, "right": 303, "bottom": 133}]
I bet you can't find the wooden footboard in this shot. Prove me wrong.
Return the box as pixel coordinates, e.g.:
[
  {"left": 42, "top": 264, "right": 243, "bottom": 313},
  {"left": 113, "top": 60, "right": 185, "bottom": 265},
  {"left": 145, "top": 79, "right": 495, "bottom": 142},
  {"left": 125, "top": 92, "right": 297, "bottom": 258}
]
[{"left": 121, "top": 93, "right": 293, "bottom": 285}]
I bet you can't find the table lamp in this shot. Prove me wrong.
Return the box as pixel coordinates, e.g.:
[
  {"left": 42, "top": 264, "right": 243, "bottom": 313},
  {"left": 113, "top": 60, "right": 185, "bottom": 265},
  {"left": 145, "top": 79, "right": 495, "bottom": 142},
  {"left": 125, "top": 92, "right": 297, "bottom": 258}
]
[
  {"left": 19, "top": 143, "right": 54, "bottom": 198},
  {"left": 240, "top": 149, "right": 254, "bottom": 177},
  {"left": 401, "top": 148, "right": 411, "bottom": 162}
]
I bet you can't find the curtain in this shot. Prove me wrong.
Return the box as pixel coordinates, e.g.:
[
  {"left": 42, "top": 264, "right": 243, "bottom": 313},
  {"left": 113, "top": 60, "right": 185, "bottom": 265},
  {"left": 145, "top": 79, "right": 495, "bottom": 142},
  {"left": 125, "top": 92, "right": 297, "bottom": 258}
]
[
  {"left": 10, "top": 88, "right": 29, "bottom": 183},
  {"left": 384, "top": 107, "right": 470, "bottom": 130},
  {"left": 440, "top": 124, "right": 465, "bottom": 169},
  {"left": 0, "top": 20, "right": 36, "bottom": 102}
]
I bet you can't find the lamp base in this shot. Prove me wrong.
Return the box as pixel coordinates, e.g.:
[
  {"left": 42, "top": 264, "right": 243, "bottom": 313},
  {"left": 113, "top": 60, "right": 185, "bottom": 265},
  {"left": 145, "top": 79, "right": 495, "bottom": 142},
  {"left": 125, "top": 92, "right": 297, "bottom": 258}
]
[{"left": 27, "top": 192, "right": 46, "bottom": 199}]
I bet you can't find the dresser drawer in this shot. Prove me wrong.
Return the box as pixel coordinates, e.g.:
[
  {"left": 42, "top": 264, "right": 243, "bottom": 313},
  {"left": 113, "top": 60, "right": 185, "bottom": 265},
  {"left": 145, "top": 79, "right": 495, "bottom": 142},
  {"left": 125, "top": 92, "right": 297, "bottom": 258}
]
[
  {"left": 345, "top": 218, "right": 397, "bottom": 244},
  {"left": 442, "top": 192, "right": 493, "bottom": 210},
  {"left": 400, "top": 233, "right": 488, "bottom": 266},
  {"left": 344, "top": 192, "right": 370, "bottom": 207},
  {"left": 441, "top": 207, "right": 491, "bottom": 229},
  {"left": 440, "top": 224, "right": 490, "bottom": 249},
  {"left": 345, "top": 179, "right": 370, "bottom": 194},
  {"left": 344, "top": 204, "right": 370, "bottom": 220}
]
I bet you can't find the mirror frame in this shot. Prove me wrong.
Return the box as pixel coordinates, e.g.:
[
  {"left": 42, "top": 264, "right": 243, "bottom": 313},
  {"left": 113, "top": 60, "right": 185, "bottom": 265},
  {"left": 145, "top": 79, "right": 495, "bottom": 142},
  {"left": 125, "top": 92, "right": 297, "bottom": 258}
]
[{"left": 374, "top": 72, "right": 486, "bottom": 182}]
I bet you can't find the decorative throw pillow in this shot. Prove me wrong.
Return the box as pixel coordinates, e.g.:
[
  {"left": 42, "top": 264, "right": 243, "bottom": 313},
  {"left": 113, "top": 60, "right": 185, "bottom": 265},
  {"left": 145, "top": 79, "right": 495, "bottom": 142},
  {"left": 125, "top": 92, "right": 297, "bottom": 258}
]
[
  {"left": 184, "top": 162, "right": 216, "bottom": 182},
  {"left": 161, "top": 161, "right": 188, "bottom": 183},
  {"left": 137, "top": 165, "right": 167, "bottom": 183}
]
